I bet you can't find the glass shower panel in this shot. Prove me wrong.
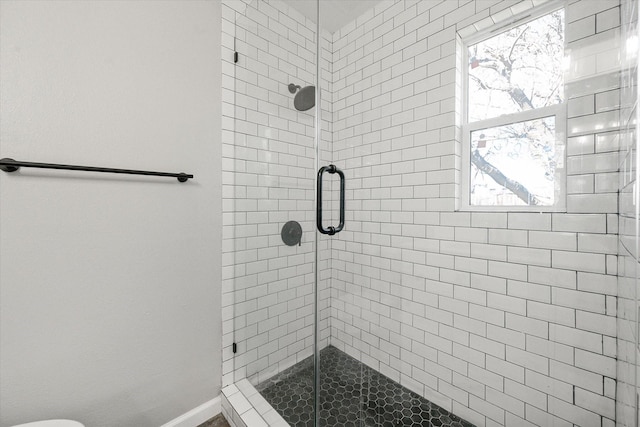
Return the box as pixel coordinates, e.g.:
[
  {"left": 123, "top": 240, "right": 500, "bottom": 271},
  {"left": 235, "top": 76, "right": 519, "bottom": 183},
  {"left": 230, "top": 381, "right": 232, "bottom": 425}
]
[
  {"left": 618, "top": 0, "right": 639, "bottom": 424},
  {"left": 222, "top": 0, "right": 318, "bottom": 393},
  {"left": 221, "top": 0, "right": 335, "bottom": 425},
  {"left": 324, "top": 0, "right": 474, "bottom": 423}
]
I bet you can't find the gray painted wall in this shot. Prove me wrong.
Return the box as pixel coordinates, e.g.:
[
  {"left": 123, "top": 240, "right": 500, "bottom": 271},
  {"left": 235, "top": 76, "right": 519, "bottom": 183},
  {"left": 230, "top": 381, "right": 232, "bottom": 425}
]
[{"left": 0, "top": 1, "right": 222, "bottom": 426}]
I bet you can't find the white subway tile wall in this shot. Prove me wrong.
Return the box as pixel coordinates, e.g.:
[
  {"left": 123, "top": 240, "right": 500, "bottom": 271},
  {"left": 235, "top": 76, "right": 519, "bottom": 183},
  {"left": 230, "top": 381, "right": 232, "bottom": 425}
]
[
  {"left": 221, "top": 0, "right": 631, "bottom": 426},
  {"left": 330, "top": 0, "right": 620, "bottom": 426},
  {"left": 617, "top": 0, "right": 638, "bottom": 425}
]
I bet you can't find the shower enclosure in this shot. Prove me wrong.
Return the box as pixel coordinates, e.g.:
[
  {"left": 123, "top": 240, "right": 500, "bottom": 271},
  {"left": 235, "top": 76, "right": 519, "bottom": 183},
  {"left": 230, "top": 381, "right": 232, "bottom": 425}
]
[{"left": 221, "top": 0, "right": 636, "bottom": 426}]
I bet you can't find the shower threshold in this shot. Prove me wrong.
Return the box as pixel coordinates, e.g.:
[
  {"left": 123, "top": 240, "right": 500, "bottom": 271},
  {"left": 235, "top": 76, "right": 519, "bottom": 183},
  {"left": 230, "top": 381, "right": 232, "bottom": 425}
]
[{"left": 256, "top": 346, "right": 474, "bottom": 427}]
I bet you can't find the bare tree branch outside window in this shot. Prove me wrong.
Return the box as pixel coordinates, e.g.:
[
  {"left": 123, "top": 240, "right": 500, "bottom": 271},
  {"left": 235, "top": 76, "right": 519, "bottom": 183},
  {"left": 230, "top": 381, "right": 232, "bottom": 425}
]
[{"left": 466, "top": 9, "right": 564, "bottom": 206}]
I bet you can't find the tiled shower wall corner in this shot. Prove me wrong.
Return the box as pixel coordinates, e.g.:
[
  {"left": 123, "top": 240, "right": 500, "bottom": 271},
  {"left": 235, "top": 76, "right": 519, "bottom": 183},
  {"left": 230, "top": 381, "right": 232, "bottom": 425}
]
[
  {"left": 617, "top": 0, "right": 639, "bottom": 425},
  {"left": 220, "top": 0, "right": 334, "bottom": 387},
  {"left": 329, "top": 1, "right": 620, "bottom": 426},
  {"left": 220, "top": 0, "right": 634, "bottom": 426}
]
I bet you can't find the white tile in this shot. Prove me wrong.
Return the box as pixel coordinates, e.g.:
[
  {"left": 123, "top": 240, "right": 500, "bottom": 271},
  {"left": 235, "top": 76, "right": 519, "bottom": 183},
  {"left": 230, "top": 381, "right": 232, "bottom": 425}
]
[
  {"left": 596, "top": 6, "right": 620, "bottom": 33},
  {"left": 567, "top": 151, "right": 619, "bottom": 175},
  {"left": 567, "top": 174, "right": 595, "bottom": 194},
  {"left": 240, "top": 408, "right": 268, "bottom": 427},
  {"left": 507, "top": 346, "right": 549, "bottom": 375},
  {"left": 508, "top": 247, "right": 551, "bottom": 267},
  {"left": 567, "top": 193, "right": 618, "bottom": 213},
  {"left": 488, "top": 260, "right": 528, "bottom": 281},
  {"left": 455, "top": 227, "right": 489, "bottom": 243},
  {"left": 526, "top": 335, "right": 574, "bottom": 365},
  {"left": 577, "top": 272, "right": 617, "bottom": 295},
  {"left": 552, "top": 287, "right": 606, "bottom": 314},
  {"left": 578, "top": 233, "right": 617, "bottom": 254},
  {"left": 470, "top": 243, "right": 507, "bottom": 261},
  {"left": 527, "top": 300, "right": 576, "bottom": 327},
  {"left": 574, "top": 388, "right": 615, "bottom": 420},
  {"left": 485, "top": 387, "right": 525, "bottom": 418},
  {"left": 568, "top": 93, "right": 595, "bottom": 117},
  {"left": 471, "top": 212, "right": 507, "bottom": 228},
  {"left": 488, "top": 229, "right": 527, "bottom": 246},
  {"left": 548, "top": 396, "right": 601, "bottom": 426},
  {"left": 567, "top": 15, "right": 596, "bottom": 43},
  {"left": 528, "top": 231, "right": 577, "bottom": 251},
  {"left": 594, "top": 172, "right": 618, "bottom": 193},
  {"left": 552, "top": 250, "right": 606, "bottom": 274},
  {"left": 567, "top": 110, "right": 620, "bottom": 136},
  {"left": 568, "top": 0, "right": 618, "bottom": 23},
  {"left": 575, "top": 347, "right": 616, "bottom": 377},
  {"left": 507, "top": 280, "right": 551, "bottom": 303},
  {"left": 567, "top": 134, "right": 595, "bottom": 156},
  {"left": 576, "top": 310, "right": 616, "bottom": 337},
  {"left": 505, "top": 380, "right": 547, "bottom": 411},
  {"left": 468, "top": 394, "right": 505, "bottom": 425},
  {"left": 487, "top": 324, "right": 526, "bottom": 348},
  {"left": 525, "top": 370, "right": 573, "bottom": 403},
  {"left": 507, "top": 213, "right": 551, "bottom": 231},
  {"left": 549, "top": 324, "right": 602, "bottom": 353},
  {"left": 469, "top": 304, "right": 504, "bottom": 327},
  {"left": 595, "top": 89, "right": 620, "bottom": 112},
  {"left": 525, "top": 405, "right": 572, "bottom": 427},
  {"left": 227, "top": 390, "right": 252, "bottom": 415},
  {"left": 468, "top": 364, "right": 504, "bottom": 391},
  {"left": 552, "top": 214, "right": 607, "bottom": 233},
  {"left": 595, "top": 132, "right": 620, "bottom": 152}
]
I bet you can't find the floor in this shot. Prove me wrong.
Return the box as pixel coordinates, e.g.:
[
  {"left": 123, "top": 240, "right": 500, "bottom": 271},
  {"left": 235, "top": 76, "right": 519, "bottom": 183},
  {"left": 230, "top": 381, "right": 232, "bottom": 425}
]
[
  {"left": 257, "top": 346, "right": 474, "bottom": 427},
  {"left": 197, "top": 413, "right": 231, "bottom": 427}
]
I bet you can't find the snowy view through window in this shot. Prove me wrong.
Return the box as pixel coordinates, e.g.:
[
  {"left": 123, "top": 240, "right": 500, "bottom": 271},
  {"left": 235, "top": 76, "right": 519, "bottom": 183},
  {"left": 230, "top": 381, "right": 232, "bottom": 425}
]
[{"left": 466, "top": 9, "right": 565, "bottom": 207}]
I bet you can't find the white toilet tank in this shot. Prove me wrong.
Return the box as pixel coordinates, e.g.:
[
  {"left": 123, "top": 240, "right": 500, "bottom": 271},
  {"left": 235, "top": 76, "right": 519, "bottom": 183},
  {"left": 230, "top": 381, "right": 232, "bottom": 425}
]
[{"left": 12, "top": 420, "right": 84, "bottom": 427}]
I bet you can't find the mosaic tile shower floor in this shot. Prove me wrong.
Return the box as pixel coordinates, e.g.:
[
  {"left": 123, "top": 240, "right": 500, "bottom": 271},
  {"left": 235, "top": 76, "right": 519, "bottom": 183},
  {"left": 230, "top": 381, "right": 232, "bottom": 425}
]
[{"left": 256, "top": 346, "right": 474, "bottom": 427}]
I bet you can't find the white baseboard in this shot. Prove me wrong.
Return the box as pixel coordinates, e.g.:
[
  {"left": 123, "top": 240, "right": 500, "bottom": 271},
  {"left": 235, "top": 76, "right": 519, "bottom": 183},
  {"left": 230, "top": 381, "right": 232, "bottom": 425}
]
[{"left": 160, "top": 396, "right": 221, "bottom": 427}]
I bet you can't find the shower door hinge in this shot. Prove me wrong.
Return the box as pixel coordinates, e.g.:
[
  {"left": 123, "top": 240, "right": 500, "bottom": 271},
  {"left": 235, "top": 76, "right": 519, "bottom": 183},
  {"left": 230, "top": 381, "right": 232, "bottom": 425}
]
[
  {"left": 234, "top": 52, "right": 238, "bottom": 63},
  {"left": 232, "top": 342, "right": 237, "bottom": 353}
]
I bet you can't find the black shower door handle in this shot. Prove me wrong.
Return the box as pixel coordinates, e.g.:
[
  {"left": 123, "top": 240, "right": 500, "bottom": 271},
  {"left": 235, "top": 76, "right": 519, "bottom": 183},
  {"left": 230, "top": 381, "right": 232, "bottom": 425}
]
[{"left": 316, "top": 164, "right": 345, "bottom": 235}]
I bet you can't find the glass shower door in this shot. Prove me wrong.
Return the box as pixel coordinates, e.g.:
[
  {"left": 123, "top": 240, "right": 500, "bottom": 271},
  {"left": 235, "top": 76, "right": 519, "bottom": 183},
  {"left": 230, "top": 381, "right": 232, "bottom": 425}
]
[{"left": 221, "top": 0, "right": 328, "bottom": 425}]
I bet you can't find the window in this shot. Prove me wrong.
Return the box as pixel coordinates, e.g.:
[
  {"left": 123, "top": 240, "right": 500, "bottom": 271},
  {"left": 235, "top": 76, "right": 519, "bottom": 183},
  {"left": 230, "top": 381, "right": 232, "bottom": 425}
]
[{"left": 461, "top": 6, "right": 566, "bottom": 211}]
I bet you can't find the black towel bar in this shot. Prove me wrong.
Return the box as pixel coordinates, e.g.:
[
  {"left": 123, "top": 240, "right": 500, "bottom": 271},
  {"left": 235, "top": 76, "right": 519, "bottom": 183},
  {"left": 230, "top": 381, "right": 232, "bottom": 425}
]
[{"left": 0, "top": 158, "right": 192, "bottom": 182}]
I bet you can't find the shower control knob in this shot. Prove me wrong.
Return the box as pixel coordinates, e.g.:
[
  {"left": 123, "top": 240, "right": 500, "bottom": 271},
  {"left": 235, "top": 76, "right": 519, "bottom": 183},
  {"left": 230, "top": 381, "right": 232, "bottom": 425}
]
[{"left": 281, "top": 220, "right": 302, "bottom": 246}]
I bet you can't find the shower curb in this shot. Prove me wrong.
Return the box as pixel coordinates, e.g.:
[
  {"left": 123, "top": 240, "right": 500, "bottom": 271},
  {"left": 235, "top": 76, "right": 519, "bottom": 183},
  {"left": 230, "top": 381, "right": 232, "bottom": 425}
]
[{"left": 222, "top": 379, "right": 289, "bottom": 427}]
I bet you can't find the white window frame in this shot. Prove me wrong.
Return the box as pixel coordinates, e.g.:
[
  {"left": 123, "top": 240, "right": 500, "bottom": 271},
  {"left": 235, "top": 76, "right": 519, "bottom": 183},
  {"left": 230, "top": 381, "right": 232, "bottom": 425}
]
[{"left": 460, "top": 1, "right": 567, "bottom": 212}]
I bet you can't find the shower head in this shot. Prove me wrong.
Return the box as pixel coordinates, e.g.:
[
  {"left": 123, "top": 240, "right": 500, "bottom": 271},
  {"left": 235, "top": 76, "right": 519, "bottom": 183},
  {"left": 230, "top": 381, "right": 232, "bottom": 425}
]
[{"left": 293, "top": 85, "right": 315, "bottom": 111}]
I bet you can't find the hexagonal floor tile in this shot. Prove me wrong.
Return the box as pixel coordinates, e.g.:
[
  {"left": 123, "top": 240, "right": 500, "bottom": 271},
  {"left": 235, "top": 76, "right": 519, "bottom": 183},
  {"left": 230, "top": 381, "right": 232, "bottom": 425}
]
[{"left": 256, "top": 346, "right": 474, "bottom": 427}]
